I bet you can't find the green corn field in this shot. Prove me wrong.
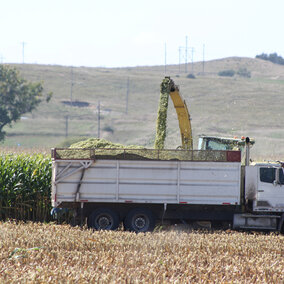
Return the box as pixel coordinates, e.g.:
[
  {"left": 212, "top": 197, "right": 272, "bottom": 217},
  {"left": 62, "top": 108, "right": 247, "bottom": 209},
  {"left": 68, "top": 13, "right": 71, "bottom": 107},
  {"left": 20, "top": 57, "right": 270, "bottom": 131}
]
[{"left": 0, "top": 154, "right": 52, "bottom": 222}]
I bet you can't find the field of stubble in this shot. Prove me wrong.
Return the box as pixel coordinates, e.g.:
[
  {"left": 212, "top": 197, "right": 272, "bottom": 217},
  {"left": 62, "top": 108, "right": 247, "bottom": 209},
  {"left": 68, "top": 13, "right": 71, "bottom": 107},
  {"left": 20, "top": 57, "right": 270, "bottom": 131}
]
[{"left": 0, "top": 222, "right": 283, "bottom": 283}]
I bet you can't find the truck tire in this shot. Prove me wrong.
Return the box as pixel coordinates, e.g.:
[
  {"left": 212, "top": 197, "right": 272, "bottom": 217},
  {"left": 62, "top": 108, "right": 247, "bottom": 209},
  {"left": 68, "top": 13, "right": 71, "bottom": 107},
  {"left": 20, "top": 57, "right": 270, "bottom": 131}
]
[
  {"left": 124, "top": 208, "right": 155, "bottom": 232},
  {"left": 88, "top": 208, "right": 120, "bottom": 230},
  {"left": 280, "top": 214, "right": 284, "bottom": 234}
]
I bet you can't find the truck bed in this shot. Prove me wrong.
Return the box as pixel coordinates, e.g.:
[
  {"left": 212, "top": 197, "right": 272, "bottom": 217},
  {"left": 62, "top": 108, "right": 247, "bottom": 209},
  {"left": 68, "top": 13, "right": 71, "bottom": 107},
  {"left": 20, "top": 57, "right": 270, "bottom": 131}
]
[{"left": 52, "top": 158, "right": 241, "bottom": 207}]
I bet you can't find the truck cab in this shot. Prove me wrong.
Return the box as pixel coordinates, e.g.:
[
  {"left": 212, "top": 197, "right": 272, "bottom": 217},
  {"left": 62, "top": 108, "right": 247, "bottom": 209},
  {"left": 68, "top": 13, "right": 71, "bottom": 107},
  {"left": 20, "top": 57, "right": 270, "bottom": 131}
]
[
  {"left": 233, "top": 163, "right": 284, "bottom": 231},
  {"left": 246, "top": 163, "right": 284, "bottom": 212}
]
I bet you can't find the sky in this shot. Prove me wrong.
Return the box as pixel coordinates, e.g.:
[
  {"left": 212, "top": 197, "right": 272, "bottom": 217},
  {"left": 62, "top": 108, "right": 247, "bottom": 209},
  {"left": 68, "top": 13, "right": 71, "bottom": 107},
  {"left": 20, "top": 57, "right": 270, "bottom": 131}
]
[{"left": 1, "top": 0, "right": 284, "bottom": 68}]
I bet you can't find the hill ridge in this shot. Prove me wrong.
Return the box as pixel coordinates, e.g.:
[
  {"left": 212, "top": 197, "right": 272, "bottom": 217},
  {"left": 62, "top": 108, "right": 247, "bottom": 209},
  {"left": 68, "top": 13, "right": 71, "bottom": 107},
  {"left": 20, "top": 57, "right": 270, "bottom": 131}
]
[{"left": 2, "top": 57, "right": 284, "bottom": 159}]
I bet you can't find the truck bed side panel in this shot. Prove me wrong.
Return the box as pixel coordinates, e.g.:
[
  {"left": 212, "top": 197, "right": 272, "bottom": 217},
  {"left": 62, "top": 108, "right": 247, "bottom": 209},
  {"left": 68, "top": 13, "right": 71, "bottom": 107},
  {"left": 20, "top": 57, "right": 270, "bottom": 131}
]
[{"left": 52, "top": 160, "right": 241, "bottom": 207}]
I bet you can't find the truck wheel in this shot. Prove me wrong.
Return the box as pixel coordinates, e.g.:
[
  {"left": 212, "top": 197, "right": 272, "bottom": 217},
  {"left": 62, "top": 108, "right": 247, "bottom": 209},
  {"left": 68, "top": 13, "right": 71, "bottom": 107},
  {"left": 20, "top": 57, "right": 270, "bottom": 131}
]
[
  {"left": 280, "top": 220, "right": 284, "bottom": 234},
  {"left": 88, "top": 208, "right": 120, "bottom": 230},
  {"left": 124, "top": 208, "right": 155, "bottom": 232}
]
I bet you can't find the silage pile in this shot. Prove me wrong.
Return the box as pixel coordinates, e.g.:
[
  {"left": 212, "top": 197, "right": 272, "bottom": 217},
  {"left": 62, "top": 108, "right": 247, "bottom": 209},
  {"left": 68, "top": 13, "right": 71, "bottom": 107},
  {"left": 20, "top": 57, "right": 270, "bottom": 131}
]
[
  {"left": 55, "top": 138, "right": 201, "bottom": 161},
  {"left": 70, "top": 138, "right": 144, "bottom": 150},
  {"left": 54, "top": 138, "right": 149, "bottom": 160},
  {"left": 154, "top": 77, "right": 173, "bottom": 150}
]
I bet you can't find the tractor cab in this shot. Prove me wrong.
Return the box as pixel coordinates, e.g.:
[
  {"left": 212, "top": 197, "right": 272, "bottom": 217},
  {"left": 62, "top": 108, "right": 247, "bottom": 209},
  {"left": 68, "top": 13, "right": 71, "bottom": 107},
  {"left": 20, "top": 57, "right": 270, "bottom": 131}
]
[{"left": 198, "top": 135, "right": 255, "bottom": 152}]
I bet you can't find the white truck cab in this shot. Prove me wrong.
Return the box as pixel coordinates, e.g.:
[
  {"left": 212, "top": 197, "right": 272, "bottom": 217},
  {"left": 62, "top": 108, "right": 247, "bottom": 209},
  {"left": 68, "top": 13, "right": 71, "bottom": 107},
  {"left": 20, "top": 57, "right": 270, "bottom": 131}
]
[
  {"left": 246, "top": 163, "right": 284, "bottom": 212},
  {"left": 233, "top": 162, "right": 284, "bottom": 231}
]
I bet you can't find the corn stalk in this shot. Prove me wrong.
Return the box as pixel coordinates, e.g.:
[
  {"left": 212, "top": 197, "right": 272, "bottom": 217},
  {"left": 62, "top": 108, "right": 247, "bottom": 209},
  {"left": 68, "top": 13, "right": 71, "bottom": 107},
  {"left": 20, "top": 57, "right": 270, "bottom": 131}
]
[{"left": 0, "top": 154, "right": 52, "bottom": 221}]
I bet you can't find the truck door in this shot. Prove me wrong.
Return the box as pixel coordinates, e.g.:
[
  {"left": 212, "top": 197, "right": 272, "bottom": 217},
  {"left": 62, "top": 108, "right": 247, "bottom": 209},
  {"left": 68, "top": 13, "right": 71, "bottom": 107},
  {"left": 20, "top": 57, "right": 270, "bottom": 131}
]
[{"left": 255, "top": 166, "right": 284, "bottom": 211}]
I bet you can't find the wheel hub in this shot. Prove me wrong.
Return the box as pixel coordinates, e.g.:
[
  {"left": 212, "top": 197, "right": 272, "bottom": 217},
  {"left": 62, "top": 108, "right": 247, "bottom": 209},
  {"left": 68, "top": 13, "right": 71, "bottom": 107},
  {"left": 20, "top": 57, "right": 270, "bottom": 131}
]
[
  {"left": 134, "top": 216, "right": 146, "bottom": 229},
  {"left": 97, "top": 216, "right": 111, "bottom": 229}
]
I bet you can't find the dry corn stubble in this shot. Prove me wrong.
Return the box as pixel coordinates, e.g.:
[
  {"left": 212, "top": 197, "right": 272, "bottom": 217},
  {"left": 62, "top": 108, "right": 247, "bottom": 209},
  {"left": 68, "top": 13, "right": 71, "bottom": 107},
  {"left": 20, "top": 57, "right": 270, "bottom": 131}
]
[{"left": 0, "top": 222, "right": 283, "bottom": 283}]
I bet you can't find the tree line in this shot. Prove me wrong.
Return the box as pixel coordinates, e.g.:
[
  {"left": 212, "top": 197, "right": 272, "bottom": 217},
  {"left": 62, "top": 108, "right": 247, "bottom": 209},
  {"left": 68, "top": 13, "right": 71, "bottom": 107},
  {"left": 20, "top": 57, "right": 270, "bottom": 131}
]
[{"left": 256, "top": 52, "right": 284, "bottom": 65}]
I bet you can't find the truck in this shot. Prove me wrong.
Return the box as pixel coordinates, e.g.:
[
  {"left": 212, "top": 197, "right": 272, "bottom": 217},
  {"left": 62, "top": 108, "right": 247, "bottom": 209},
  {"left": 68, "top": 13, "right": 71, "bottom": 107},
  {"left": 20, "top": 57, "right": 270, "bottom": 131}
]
[{"left": 51, "top": 140, "right": 284, "bottom": 233}]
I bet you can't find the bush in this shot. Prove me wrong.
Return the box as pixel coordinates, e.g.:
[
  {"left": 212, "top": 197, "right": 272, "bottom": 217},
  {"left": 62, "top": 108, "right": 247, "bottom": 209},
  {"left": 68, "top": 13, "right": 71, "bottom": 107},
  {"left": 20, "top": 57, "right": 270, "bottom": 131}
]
[
  {"left": 186, "top": 74, "right": 196, "bottom": 79},
  {"left": 218, "top": 70, "right": 235, "bottom": 77},
  {"left": 237, "top": 68, "right": 251, "bottom": 78},
  {"left": 103, "top": 126, "right": 114, "bottom": 133}
]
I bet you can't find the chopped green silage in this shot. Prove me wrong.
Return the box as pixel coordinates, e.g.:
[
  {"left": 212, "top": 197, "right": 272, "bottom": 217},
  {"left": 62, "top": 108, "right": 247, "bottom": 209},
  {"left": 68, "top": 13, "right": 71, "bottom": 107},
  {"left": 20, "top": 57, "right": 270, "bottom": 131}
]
[
  {"left": 70, "top": 138, "right": 144, "bottom": 150},
  {"left": 54, "top": 138, "right": 147, "bottom": 159},
  {"left": 53, "top": 137, "right": 227, "bottom": 162},
  {"left": 54, "top": 145, "right": 227, "bottom": 162},
  {"left": 154, "top": 77, "right": 172, "bottom": 149}
]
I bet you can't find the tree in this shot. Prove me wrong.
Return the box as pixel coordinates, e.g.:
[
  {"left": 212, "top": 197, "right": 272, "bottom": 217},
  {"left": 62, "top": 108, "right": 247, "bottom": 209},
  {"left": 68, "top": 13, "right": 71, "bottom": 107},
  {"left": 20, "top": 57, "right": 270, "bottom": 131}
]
[
  {"left": 256, "top": 52, "right": 284, "bottom": 65},
  {"left": 0, "top": 65, "right": 52, "bottom": 141}
]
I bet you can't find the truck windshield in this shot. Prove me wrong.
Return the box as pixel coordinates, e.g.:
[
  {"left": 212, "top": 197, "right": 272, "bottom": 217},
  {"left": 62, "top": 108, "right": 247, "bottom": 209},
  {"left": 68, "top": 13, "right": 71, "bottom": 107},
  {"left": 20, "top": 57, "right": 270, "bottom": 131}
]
[
  {"left": 206, "top": 140, "right": 228, "bottom": 150},
  {"left": 260, "top": 168, "right": 275, "bottom": 183}
]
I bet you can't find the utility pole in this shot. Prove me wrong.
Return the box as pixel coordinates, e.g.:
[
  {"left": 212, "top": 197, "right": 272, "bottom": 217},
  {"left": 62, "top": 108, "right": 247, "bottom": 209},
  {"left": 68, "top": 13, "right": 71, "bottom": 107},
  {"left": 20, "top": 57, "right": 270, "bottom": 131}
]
[
  {"left": 126, "top": 77, "right": 129, "bottom": 114},
  {"left": 97, "top": 101, "right": 101, "bottom": 138},
  {"left": 178, "top": 47, "right": 182, "bottom": 73},
  {"left": 70, "top": 66, "right": 74, "bottom": 105},
  {"left": 179, "top": 36, "right": 190, "bottom": 73},
  {"left": 65, "top": 115, "right": 69, "bottom": 137},
  {"left": 21, "top": 42, "right": 26, "bottom": 64},
  {"left": 164, "top": 42, "right": 167, "bottom": 74},
  {"left": 185, "top": 36, "right": 188, "bottom": 73},
  {"left": 180, "top": 36, "right": 189, "bottom": 73},
  {"left": 190, "top": 47, "right": 195, "bottom": 74},
  {"left": 202, "top": 44, "right": 205, "bottom": 75}
]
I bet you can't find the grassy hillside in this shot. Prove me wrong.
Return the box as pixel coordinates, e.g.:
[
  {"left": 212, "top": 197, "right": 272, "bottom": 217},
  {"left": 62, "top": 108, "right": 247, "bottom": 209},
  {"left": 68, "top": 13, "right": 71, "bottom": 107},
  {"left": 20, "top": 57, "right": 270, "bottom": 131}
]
[{"left": 1, "top": 57, "right": 284, "bottom": 160}]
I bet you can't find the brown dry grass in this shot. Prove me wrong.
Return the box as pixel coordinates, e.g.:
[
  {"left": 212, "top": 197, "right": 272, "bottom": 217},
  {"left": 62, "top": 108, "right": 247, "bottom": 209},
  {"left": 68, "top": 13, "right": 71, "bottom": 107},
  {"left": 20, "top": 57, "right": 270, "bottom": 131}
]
[{"left": 0, "top": 222, "right": 283, "bottom": 283}]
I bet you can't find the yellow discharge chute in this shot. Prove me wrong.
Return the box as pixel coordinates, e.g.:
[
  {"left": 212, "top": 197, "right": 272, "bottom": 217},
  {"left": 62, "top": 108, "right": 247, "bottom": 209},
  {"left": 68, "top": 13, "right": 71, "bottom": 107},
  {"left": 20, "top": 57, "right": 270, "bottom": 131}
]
[{"left": 154, "top": 77, "right": 193, "bottom": 150}]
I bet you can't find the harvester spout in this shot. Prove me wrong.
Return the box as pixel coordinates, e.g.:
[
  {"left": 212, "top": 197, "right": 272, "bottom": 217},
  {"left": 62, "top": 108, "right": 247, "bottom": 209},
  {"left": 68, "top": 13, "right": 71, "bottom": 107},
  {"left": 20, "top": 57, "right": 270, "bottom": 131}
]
[{"left": 154, "top": 77, "right": 193, "bottom": 150}]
